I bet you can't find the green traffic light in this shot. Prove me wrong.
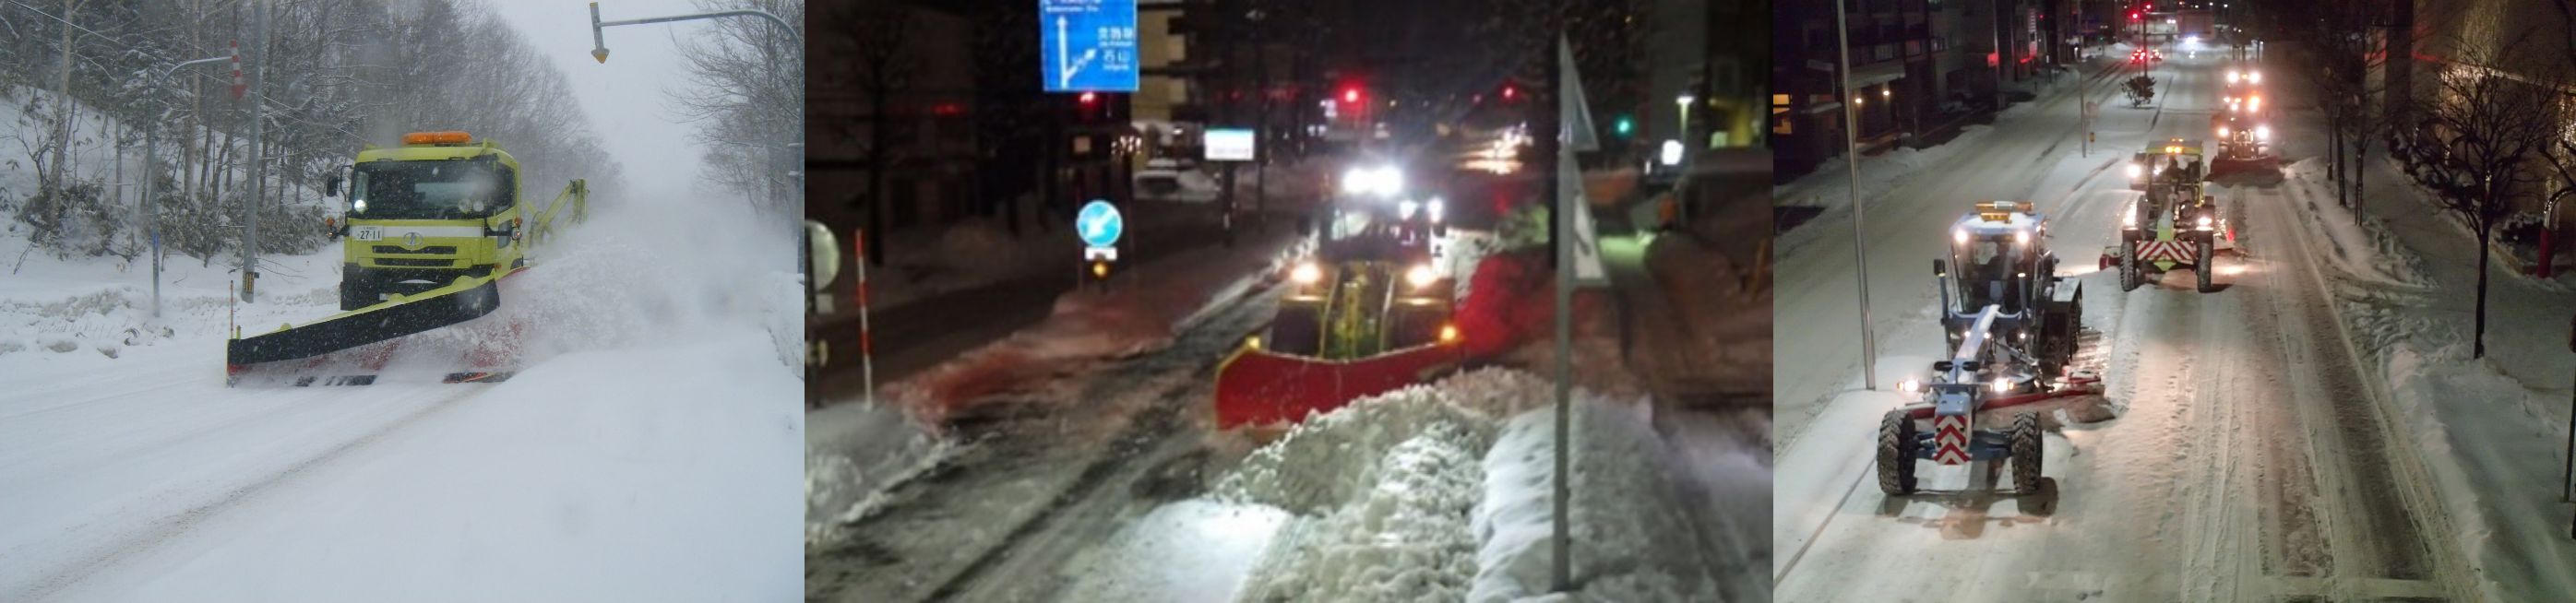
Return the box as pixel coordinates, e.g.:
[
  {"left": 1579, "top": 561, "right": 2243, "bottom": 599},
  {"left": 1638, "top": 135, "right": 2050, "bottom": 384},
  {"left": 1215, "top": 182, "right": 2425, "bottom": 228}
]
[{"left": 1615, "top": 116, "right": 1634, "bottom": 136}]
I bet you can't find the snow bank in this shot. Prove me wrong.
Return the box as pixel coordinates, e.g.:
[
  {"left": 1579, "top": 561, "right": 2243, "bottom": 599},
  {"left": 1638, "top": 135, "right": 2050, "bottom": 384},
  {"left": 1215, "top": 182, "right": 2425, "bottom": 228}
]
[
  {"left": 1213, "top": 369, "right": 1718, "bottom": 603},
  {"left": 805, "top": 400, "right": 952, "bottom": 547},
  {"left": 1055, "top": 500, "right": 1294, "bottom": 602},
  {"left": 1468, "top": 398, "right": 1722, "bottom": 603}
]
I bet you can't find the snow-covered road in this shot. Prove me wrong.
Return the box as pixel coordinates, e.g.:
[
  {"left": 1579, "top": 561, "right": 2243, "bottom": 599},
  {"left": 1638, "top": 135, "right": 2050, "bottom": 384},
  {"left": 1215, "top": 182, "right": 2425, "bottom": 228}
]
[{"left": 1771, "top": 45, "right": 2478, "bottom": 601}]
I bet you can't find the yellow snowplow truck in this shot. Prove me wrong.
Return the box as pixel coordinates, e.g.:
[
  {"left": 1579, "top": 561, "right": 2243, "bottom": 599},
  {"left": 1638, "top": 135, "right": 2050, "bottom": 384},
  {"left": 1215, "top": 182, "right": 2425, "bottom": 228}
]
[{"left": 225, "top": 131, "right": 588, "bottom": 385}]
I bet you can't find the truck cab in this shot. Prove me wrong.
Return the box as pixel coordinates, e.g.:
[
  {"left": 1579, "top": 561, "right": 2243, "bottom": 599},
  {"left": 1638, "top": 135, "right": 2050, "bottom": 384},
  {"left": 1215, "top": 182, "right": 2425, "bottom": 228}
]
[{"left": 329, "top": 131, "right": 529, "bottom": 311}]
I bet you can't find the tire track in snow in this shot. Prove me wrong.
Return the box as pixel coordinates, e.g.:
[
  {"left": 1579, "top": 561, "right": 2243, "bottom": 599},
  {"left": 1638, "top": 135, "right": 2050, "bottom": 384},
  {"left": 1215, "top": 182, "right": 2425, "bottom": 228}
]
[{"left": 10, "top": 385, "right": 490, "bottom": 602}]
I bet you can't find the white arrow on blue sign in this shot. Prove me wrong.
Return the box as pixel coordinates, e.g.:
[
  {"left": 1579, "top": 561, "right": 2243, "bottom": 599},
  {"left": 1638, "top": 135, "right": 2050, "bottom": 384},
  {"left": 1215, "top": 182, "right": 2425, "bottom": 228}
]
[{"left": 1078, "top": 199, "right": 1124, "bottom": 248}]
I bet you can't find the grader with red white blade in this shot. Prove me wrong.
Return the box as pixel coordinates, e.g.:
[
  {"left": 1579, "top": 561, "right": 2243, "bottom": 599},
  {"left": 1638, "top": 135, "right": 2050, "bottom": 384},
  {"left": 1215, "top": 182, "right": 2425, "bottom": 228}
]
[
  {"left": 1212, "top": 162, "right": 1464, "bottom": 429},
  {"left": 225, "top": 131, "right": 587, "bottom": 386},
  {"left": 2105, "top": 138, "right": 2235, "bottom": 293},
  {"left": 1878, "top": 201, "right": 2099, "bottom": 496}
]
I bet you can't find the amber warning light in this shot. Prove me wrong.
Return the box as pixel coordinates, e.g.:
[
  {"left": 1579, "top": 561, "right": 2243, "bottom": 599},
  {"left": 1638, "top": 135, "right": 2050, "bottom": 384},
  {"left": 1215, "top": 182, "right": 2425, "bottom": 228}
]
[{"left": 403, "top": 131, "right": 472, "bottom": 146}]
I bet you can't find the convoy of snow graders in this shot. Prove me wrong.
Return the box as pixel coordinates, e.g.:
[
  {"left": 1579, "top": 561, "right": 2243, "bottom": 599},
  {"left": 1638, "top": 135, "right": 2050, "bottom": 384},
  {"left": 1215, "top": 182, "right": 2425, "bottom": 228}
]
[{"left": 1877, "top": 58, "right": 2279, "bottom": 498}]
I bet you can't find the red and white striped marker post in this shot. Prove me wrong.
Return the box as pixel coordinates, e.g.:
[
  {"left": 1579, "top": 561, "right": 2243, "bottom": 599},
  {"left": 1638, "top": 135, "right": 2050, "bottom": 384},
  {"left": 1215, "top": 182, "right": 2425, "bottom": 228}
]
[
  {"left": 855, "top": 229, "right": 875, "bottom": 406},
  {"left": 229, "top": 41, "right": 245, "bottom": 100}
]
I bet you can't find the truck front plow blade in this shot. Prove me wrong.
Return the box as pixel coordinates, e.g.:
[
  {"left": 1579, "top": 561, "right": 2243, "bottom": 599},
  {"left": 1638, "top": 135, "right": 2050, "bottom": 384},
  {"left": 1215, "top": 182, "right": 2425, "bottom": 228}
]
[
  {"left": 226, "top": 276, "right": 526, "bottom": 387},
  {"left": 1211, "top": 343, "right": 1463, "bottom": 430}
]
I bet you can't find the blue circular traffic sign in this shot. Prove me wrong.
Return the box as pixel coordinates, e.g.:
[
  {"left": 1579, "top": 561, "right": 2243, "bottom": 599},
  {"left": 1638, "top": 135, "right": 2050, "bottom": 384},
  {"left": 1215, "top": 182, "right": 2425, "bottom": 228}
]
[{"left": 1077, "top": 200, "right": 1124, "bottom": 247}]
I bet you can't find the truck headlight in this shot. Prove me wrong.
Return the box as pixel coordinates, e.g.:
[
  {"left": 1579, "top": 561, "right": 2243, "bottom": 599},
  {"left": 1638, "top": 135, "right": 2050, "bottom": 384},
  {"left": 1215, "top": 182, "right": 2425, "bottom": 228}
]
[
  {"left": 1405, "top": 263, "right": 1438, "bottom": 289},
  {"left": 2123, "top": 207, "right": 2137, "bottom": 228},
  {"left": 2249, "top": 70, "right": 2262, "bottom": 84},
  {"left": 2127, "top": 163, "right": 2142, "bottom": 179},
  {"left": 2226, "top": 70, "right": 2240, "bottom": 84},
  {"left": 2198, "top": 215, "right": 2214, "bottom": 230},
  {"left": 1899, "top": 379, "right": 1921, "bottom": 395},
  {"left": 2255, "top": 125, "right": 2271, "bottom": 140},
  {"left": 1399, "top": 199, "right": 1420, "bottom": 220},
  {"left": 2217, "top": 125, "right": 2229, "bottom": 138},
  {"left": 1427, "top": 197, "right": 1445, "bottom": 223},
  {"left": 353, "top": 198, "right": 367, "bottom": 213},
  {"left": 1342, "top": 168, "right": 1371, "bottom": 195},
  {"left": 1992, "top": 377, "right": 2012, "bottom": 394},
  {"left": 1291, "top": 262, "right": 1322, "bottom": 285},
  {"left": 1953, "top": 229, "right": 1968, "bottom": 244}
]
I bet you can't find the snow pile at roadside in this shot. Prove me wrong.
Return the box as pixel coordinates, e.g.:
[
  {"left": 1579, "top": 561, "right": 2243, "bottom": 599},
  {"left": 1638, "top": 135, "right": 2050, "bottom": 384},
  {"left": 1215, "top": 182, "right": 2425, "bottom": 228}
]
[
  {"left": 1214, "top": 369, "right": 1717, "bottom": 603},
  {"left": 805, "top": 400, "right": 952, "bottom": 548},
  {"left": 1468, "top": 398, "right": 1722, "bottom": 603},
  {"left": 2273, "top": 160, "right": 2430, "bottom": 289}
]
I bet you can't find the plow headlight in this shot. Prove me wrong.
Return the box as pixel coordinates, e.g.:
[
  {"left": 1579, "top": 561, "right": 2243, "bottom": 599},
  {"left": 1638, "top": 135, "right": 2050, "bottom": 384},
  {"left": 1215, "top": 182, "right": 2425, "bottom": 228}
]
[
  {"left": 2217, "top": 125, "right": 2230, "bottom": 137},
  {"left": 1427, "top": 197, "right": 1445, "bottom": 223},
  {"left": 1438, "top": 324, "right": 1459, "bottom": 343},
  {"left": 2249, "top": 70, "right": 2262, "bottom": 84},
  {"left": 2199, "top": 216, "right": 2215, "bottom": 230},
  {"left": 1899, "top": 379, "right": 1921, "bottom": 394},
  {"left": 2016, "top": 230, "right": 2031, "bottom": 245},
  {"left": 1953, "top": 229, "right": 1968, "bottom": 244},
  {"left": 1399, "top": 199, "right": 1420, "bottom": 219},
  {"left": 1290, "top": 262, "right": 1322, "bottom": 285},
  {"left": 1992, "top": 377, "right": 2012, "bottom": 394},
  {"left": 2255, "top": 125, "right": 2272, "bottom": 140},
  {"left": 2248, "top": 96, "right": 2262, "bottom": 113},
  {"left": 2227, "top": 70, "right": 2240, "bottom": 84},
  {"left": 2123, "top": 210, "right": 2136, "bottom": 228},
  {"left": 2127, "top": 163, "right": 2143, "bottom": 179},
  {"left": 1405, "top": 264, "right": 1439, "bottom": 289}
]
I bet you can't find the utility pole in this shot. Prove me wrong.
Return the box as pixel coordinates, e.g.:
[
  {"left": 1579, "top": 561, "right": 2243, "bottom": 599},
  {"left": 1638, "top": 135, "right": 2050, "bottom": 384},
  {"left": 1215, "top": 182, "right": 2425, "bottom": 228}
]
[
  {"left": 241, "top": 0, "right": 268, "bottom": 302},
  {"left": 1835, "top": 0, "right": 1878, "bottom": 391},
  {"left": 145, "top": 54, "right": 238, "bottom": 318}
]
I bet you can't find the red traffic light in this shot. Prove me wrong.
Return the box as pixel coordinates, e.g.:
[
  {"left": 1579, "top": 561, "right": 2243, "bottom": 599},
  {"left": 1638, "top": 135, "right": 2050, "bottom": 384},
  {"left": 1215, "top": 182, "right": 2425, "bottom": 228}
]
[
  {"left": 1342, "top": 88, "right": 1362, "bottom": 104},
  {"left": 1500, "top": 85, "right": 1517, "bottom": 100},
  {"left": 1079, "top": 91, "right": 1099, "bottom": 104}
]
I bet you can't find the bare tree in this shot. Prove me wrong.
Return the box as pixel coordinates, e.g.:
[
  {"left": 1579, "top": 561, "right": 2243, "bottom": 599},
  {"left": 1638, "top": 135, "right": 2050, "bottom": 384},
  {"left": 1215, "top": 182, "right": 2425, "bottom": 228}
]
[
  {"left": 2276, "top": 0, "right": 2389, "bottom": 209},
  {"left": 2385, "top": 41, "right": 2565, "bottom": 358},
  {"left": 816, "top": 0, "right": 910, "bottom": 266},
  {"left": 673, "top": 0, "right": 806, "bottom": 218}
]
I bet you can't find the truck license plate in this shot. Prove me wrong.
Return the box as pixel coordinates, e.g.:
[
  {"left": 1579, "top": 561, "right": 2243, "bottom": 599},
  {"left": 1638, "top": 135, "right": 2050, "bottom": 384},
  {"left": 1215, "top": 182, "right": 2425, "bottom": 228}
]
[{"left": 353, "top": 226, "right": 383, "bottom": 241}]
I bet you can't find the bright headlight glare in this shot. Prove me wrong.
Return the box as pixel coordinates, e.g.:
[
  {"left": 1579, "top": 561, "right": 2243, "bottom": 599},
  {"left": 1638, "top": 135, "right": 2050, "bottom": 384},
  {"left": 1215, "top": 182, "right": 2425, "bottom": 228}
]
[
  {"left": 2016, "top": 230, "right": 2031, "bottom": 244},
  {"left": 1342, "top": 168, "right": 1369, "bottom": 195},
  {"left": 2217, "top": 125, "right": 2230, "bottom": 137},
  {"left": 1899, "top": 379, "right": 1921, "bottom": 394},
  {"left": 352, "top": 198, "right": 367, "bottom": 213},
  {"left": 2127, "top": 164, "right": 2143, "bottom": 178},
  {"left": 1405, "top": 264, "right": 1438, "bottom": 288},
  {"left": 1399, "top": 199, "right": 1420, "bottom": 219},
  {"left": 2255, "top": 125, "right": 2272, "bottom": 140},
  {"left": 1992, "top": 377, "right": 2011, "bottom": 393},
  {"left": 2249, "top": 71, "right": 2262, "bottom": 84},
  {"left": 1291, "top": 262, "right": 1321, "bottom": 284},
  {"left": 2199, "top": 216, "right": 2214, "bottom": 229},
  {"left": 1953, "top": 229, "right": 1968, "bottom": 244},
  {"left": 1427, "top": 198, "right": 1446, "bottom": 222}
]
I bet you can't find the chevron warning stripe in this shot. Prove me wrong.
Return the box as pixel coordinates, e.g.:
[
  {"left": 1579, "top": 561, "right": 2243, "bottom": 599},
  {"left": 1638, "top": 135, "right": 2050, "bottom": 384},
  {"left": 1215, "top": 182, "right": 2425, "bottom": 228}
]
[
  {"left": 1934, "top": 415, "right": 1973, "bottom": 465},
  {"left": 2138, "top": 240, "right": 2197, "bottom": 264}
]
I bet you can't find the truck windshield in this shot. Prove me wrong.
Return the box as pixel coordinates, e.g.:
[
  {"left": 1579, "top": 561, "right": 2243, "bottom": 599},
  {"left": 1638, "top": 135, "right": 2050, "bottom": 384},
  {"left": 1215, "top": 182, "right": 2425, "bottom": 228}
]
[{"left": 351, "top": 158, "right": 510, "bottom": 219}]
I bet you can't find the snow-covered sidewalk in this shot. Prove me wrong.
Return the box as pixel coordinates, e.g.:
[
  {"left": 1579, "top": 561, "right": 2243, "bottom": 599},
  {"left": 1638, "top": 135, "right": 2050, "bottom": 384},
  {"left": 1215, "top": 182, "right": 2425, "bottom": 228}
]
[{"left": 2277, "top": 155, "right": 2576, "bottom": 599}]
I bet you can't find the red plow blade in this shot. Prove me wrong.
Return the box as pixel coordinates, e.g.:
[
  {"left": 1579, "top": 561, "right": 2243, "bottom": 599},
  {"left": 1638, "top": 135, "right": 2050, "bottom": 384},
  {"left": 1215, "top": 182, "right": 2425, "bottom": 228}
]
[{"left": 1212, "top": 343, "right": 1464, "bottom": 429}]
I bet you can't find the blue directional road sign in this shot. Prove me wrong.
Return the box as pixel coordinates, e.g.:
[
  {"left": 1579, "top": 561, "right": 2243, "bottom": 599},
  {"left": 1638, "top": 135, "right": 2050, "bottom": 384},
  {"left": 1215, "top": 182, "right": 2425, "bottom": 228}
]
[
  {"left": 1040, "top": 0, "right": 1139, "bottom": 92},
  {"left": 1077, "top": 200, "right": 1125, "bottom": 248}
]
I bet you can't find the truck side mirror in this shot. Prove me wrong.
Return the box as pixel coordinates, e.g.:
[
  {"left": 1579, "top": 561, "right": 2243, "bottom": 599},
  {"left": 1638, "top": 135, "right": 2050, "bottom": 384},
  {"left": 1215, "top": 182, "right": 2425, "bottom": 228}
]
[
  {"left": 325, "top": 173, "right": 340, "bottom": 197},
  {"left": 1932, "top": 258, "right": 1948, "bottom": 277}
]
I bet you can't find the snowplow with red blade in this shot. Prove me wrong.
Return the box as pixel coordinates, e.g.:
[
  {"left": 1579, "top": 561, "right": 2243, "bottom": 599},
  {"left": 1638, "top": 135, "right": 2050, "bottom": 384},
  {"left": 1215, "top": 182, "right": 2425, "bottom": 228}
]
[
  {"left": 1213, "top": 162, "right": 1463, "bottom": 429},
  {"left": 225, "top": 131, "right": 586, "bottom": 386}
]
